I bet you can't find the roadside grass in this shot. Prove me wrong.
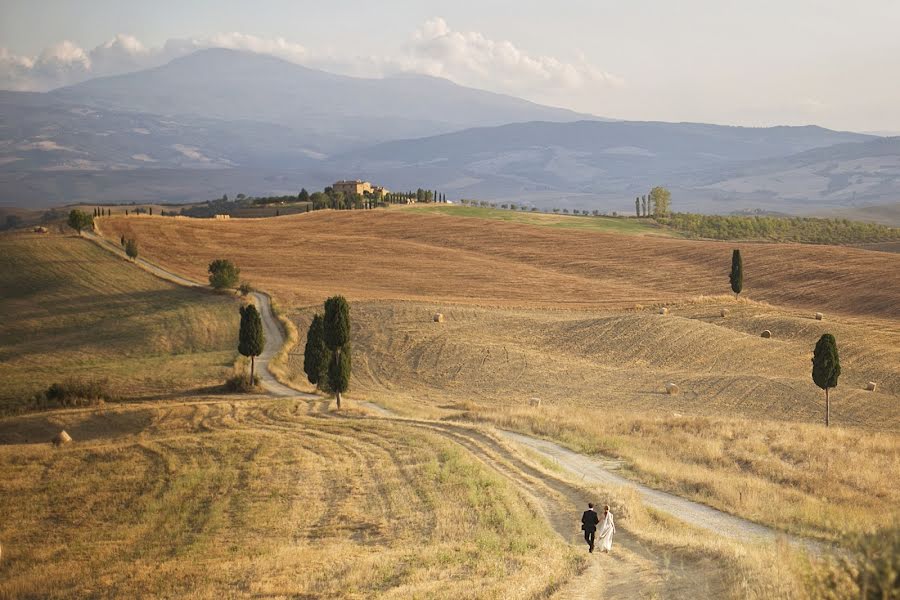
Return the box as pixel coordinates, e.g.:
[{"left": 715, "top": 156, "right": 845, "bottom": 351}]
[
  {"left": 0, "top": 232, "right": 238, "bottom": 413},
  {"left": 465, "top": 404, "right": 900, "bottom": 544},
  {"left": 0, "top": 401, "right": 577, "bottom": 599},
  {"left": 401, "top": 203, "right": 670, "bottom": 235}
]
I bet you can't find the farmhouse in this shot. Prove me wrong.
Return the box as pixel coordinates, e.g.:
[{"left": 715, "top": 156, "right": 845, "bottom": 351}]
[{"left": 333, "top": 180, "right": 389, "bottom": 198}]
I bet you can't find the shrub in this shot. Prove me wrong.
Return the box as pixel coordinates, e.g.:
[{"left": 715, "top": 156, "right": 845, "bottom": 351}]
[
  {"left": 224, "top": 372, "right": 261, "bottom": 393},
  {"left": 208, "top": 259, "right": 241, "bottom": 289},
  {"left": 238, "top": 282, "right": 254, "bottom": 296},
  {"left": 38, "top": 378, "right": 112, "bottom": 408},
  {"left": 809, "top": 526, "right": 900, "bottom": 599}
]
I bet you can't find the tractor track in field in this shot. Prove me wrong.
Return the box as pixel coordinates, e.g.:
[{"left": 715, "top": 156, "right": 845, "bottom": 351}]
[{"left": 84, "top": 227, "right": 823, "bottom": 598}]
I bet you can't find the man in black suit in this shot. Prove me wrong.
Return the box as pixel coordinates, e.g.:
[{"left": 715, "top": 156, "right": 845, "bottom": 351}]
[{"left": 581, "top": 502, "right": 600, "bottom": 552}]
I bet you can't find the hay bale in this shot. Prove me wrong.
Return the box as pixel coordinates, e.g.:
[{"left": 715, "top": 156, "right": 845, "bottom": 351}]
[
  {"left": 433, "top": 313, "right": 444, "bottom": 323},
  {"left": 528, "top": 397, "right": 542, "bottom": 407},
  {"left": 52, "top": 430, "right": 72, "bottom": 446},
  {"left": 665, "top": 383, "right": 679, "bottom": 395},
  {"left": 658, "top": 307, "right": 669, "bottom": 315},
  {"left": 866, "top": 381, "right": 877, "bottom": 392},
  {"left": 720, "top": 308, "right": 729, "bottom": 318},
  {"left": 761, "top": 330, "right": 771, "bottom": 338},
  {"left": 815, "top": 312, "right": 824, "bottom": 321}
]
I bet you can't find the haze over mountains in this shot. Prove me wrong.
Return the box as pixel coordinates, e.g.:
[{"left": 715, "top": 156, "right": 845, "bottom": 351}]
[{"left": 1, "top": 48, "right": 898, "bottom": 221}]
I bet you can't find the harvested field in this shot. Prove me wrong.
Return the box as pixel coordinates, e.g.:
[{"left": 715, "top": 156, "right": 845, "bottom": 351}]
[
  {"left": 98, "top": 210, "right": 900, "bottom": 318},
  {"left": 0, "top": 232, "right": 238, "bottom": 412},
  {"left": 282, "top": 298, "right": 900, "bottom": 541},
  {"left": 0, "top": 399, "right": 574, "bottom": 599}
]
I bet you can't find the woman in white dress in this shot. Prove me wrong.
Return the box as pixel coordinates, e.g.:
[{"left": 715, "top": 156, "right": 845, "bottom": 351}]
[{"left": 596, "top": 504, "right": 616, "bottom": 553}]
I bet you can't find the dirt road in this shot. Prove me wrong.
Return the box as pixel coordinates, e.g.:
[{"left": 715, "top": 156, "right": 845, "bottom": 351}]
[{"left": 84, "top": 226, "right": 817, "bottom": 596}]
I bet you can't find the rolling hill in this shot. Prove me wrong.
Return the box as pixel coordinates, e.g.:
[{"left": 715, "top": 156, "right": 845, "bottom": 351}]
[{"left": 50, "top": 48, "right": 595, "bottom": 151}]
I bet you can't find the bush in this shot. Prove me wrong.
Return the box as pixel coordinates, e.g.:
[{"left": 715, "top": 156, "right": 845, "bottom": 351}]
[
  {"left": 238, "top": 282, "right": 254, "bottom": 296},
  {"left": 208, "top": 259, "right": 241, "bottom": 289},
  {"left": 224, "top": 373, "right": 261, "bottom": 393},
  {"left": 38, "top": 378, "right": 112, "bottom": 408},
  {"left": 809, "top": 526, "right": 900, "bottom": 599}
]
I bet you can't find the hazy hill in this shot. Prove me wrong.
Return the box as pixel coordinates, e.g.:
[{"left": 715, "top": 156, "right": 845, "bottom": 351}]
[
  {"left": 326, "top": 120, "right": 878, "bottom": 212},
  {"left": 688, "top": 136, "right": 900, "bottom": 208},
  {"left": 49, "top": 48, "right": 595, "bottom": 151}
]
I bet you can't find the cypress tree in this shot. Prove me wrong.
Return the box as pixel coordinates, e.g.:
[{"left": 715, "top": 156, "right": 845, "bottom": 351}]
[
  {"left": 124, "top": 238, "right": 138, "bottom": 261},
  {"left": 812, "top": 334, "right": 840, "bottom": 427},
  {"left": 303, "top": 314, "right": 329, "bottom": 388},
  {"left": 729, "top": 249, "right": 743, "bottom": 297},
  {"left": 635, "top": 197, "right": 640, "bottom": 217},
  {"left": 323, "top": 295, "right": 351, "bottom": 408},
  {"left": 238, "top": 304, "right": 265, "bottom": 384}
]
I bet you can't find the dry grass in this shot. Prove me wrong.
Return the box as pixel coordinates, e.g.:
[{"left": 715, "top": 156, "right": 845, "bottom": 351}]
[
  {"left": 473, "top": 405, "right": 900, "bottom": 543},
  {"left": 283, "top": 299, "right": 899, "bottom": 542},
  {"left": 98, "top": 210, "right": 900, "bottom": 318},
  {"left": 0, "top": 399, "right": 577, "bottom": 599},
  {"left": 0, "top": 232, "right": 238, "bottom": 413}
]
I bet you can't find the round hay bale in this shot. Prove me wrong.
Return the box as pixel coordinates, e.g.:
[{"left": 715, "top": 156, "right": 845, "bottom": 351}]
[
  {"left": 815, "top": 312, "right": 824, "bottom": 321},
  {"left": 665, "top": 382, "right": 679, "bottom": 395},
  {"left": 52, "top": 430, "right": 72, "bottom": 446},
  {"left": 866, "top": 381, "right": 877, "bottom": 392},
  {"left": 720, "top": 308, "right": 729, "bottom": 317},
  {"left": 659, "top": 307, "right": 669, "bottom": 315},
  {"left": 761, "top": 330, "right": 771, "bottom": 338},
  {"left": 528, "top": 397, "right": 542, "bottom": 407},
  {"left": 433, "top": 313, "right": 444, "bottom": 323}
]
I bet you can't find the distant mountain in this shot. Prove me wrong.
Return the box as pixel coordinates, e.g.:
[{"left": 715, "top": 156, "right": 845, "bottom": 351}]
[
  {"left": 686, "top": 136, "right": 900, "bottom": 213},
  {"left": 48, "top": 48, "right": 596, "bottom": 153},
  {"left": 324, "top": 120, "right": 876, "bottom": 208},
  {"left": 1, "top": 49, "right": 896, "bottom": 218}
]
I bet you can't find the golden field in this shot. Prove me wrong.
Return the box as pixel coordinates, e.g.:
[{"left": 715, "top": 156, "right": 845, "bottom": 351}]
[
  {"left": 0, "top": 232, "right": 238, "bottom": 413},
  {"left": 98, "top": 209, "right": 899, "bottom": 317},
  {"left": 95, "top": 209, "right": 900, "bottom": 544},
  {"left": 0, "top": 400, "right": 579, "bottom": 599}
]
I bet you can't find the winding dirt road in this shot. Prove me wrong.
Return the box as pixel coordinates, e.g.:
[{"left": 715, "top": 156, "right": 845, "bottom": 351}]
[{"left": 84, "top": 226, "right": 818, "bottom": 596}]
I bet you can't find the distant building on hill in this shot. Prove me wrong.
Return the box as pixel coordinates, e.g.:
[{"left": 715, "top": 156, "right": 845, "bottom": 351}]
[{"left": 333, "top": 179, "right": 388, "bottom": 198}]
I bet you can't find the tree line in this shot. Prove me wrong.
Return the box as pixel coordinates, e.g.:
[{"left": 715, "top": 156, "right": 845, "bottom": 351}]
[{"left": 659, "top": 213, "right": 900, "bottom": 244}]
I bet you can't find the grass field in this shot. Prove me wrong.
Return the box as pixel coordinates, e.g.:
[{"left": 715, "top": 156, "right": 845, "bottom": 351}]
[
  {"left": 401, "top": 204, "right": 668, "bottom": 235},
  {"left": 0, "top": 232, "right": 238, "bottom": 413},
  {"left": 0, "top": 399, "right": 578, "bottom": 599},
  {"left": 281, "top": 298, "right": 900, "bottom": 543},
  {"left": 93, "top": 210, "right": 899, "bottom": 544},
  {"left": 98, "top": 210, "right": 900, "bottom": 318}
]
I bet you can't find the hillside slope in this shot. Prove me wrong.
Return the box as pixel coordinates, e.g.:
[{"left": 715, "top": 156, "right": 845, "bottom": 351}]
[
  {"left": 99, "top": 210, "right": 900, "bottom": 319},
  {"left": 0, "top": 231, "right": 237, "bottom": 411}
]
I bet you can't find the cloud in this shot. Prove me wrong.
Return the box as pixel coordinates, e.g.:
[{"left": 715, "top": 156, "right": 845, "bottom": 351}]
[
  {"left": 402, "top": 18, "right": 622, "bottom": 93},
  {"left": 0, "top": 18, "right": 620, "bottom": 105}
]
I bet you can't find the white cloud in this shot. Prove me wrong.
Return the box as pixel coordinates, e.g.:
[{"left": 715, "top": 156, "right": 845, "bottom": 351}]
[{"left": 402, "top": 18, "right": 622, "bottom": 93}]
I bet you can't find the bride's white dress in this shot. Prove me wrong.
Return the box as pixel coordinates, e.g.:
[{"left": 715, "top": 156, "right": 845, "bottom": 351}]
[{"left": 597, "top": 511, "right": 615, "bottom": 552}]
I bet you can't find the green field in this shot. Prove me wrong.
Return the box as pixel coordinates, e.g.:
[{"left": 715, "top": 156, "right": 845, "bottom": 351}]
[
  {"left": 402, "top": 204, "right": 671, "bottom": 235},
  {"left": 0, "top": 232, "right": 239, "bottom": 413}
]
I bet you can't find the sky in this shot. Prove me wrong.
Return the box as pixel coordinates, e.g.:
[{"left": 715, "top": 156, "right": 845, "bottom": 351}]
[{"left": 1, "top": 0, "right": 899, "bottom": 133}]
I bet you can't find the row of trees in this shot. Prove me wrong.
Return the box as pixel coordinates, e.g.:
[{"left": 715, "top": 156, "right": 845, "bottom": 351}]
[
  {"left": 634, "top": 187, "right": 672, "bottom": 218},
  {"left": 659, "top": 213, "right": 900, "bottom": 244},
  {"left": 728, "top": 248, "right": 840, "bottom": 426}
]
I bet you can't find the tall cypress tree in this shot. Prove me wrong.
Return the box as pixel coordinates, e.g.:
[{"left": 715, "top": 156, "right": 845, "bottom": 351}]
[
  {"left": 238, "top": 304, "right": 265, "bottom": 384},
  {"left": 812, "top": 334, "right": 840, "bottom": 427},
  {"left": 635, "top": 197, "right": 640, "bottom": 217},
  {"left": 323, "top": 295, "right": 351, "bottom": 408},
  {"left": 729, "top": 249, "right": 743, "bottom": 297},
  {"left": 303, "top": 314, "right": 329, "bottom": 389}
]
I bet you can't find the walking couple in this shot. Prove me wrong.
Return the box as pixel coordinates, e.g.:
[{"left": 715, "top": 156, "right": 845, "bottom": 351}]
[{"left": 580, "top": 502, "right": 615, "bottom": 553}]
